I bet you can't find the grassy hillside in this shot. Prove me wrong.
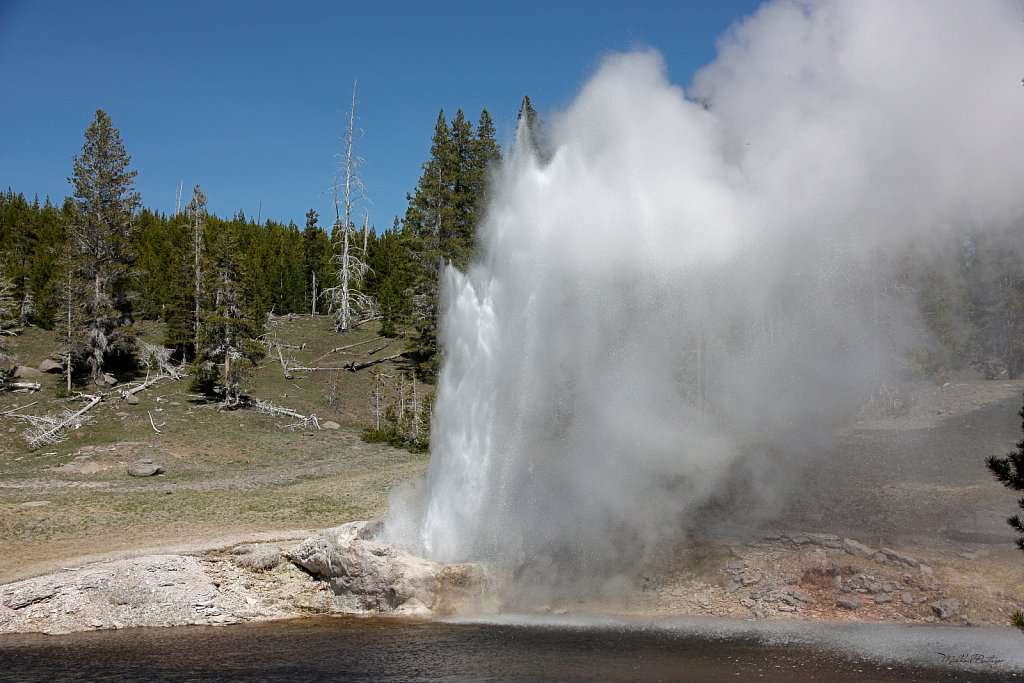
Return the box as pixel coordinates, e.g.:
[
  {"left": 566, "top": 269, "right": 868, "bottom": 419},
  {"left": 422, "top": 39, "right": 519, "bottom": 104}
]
[{"left": 0, "top": 316, "right": 429, "bottom": 583}]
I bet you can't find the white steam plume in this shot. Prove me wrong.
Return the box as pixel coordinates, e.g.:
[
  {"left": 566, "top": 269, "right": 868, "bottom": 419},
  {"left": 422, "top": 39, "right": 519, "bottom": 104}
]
[{"left": 384, "top": 0, "right": 1024, "bottom": 599}]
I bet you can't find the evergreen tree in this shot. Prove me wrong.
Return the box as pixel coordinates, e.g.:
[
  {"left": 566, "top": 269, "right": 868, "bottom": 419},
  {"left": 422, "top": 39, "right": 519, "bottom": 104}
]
[
  {"left": 403, "top": 110, "right": 457, "bottom": 376},
  {"left": 67, "top": 109, "right": 140, "bottom": 381},
  {"left": 401, "top": 106, "right": 504, "bottom": 376},
  {"left": 364, "top": 219, "right": 413, "bottom": 336},
  {"left": 470, "top": 108, "right": 502, "bottom": 215},
  {"left": 28, "top": 197, "right": 67, "bottom": 328},
  {"left": 191, "top": 219, "right": 262, "bottom": 407},
  {"left": 447, "top": 108, "right": 476, "bottom": 269},
  {"left": 303, "top": 208, "right": 335, "bottom": 314},
  {"left": 516, "top": 95, "right": 550, "bottom": 163},
  {"left": 985, "top": 398, "right": 1024, "bottom": 630}
]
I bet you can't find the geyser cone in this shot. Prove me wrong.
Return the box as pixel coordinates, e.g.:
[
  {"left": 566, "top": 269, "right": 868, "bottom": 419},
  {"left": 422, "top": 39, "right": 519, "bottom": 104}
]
[{"left": 385, "top": 0, "right": 1024, "bottom": 600}]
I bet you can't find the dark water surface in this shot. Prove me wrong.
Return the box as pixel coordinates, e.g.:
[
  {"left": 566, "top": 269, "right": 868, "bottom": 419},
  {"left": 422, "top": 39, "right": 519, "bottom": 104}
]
[{"left": 0, "top": 615, "right": 1020, "bottom": 682}]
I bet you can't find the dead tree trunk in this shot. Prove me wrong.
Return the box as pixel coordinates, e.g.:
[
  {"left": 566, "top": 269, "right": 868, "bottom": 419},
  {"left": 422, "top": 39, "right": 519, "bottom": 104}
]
[
  {"left": 0, "top": 381, "right": 41, "bottom": 392},
  {"left": 345, "top": 353, "right": 404, "bottom": 372},
  {"left": 26, "top": 394, "right": 103, "bottom": 450}
]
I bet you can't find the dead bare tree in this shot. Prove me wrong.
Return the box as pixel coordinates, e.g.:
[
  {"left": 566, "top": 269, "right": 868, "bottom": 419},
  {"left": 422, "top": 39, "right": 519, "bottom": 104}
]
[
  {"left": 19, "top": 394, "right": 102, "bottom": 450},
  {"left": 324, "top": 81, "right": 372, "bottom": 332},
  {"left": 0, "top": 265, "right": 21, "bottom": 365},
  {"left": 188, "top": 185, "right": 208, "bottom": 353},
  {"left": 247, "top": 396, "right": 320, "bottom": 430},
  {"left": 345, "top": 353, "right": 404, "bottom": 372},
  {"left": 0, "top": 381, "right": 41, "bottom": 392},
  {"left": 369, "top": 370, "right": 387, "bottom": 431}
]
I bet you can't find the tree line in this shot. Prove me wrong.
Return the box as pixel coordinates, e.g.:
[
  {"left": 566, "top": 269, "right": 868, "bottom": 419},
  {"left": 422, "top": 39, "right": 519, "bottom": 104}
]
[{"left": 0, "top": 98, "right": 546, "bottom": 401}]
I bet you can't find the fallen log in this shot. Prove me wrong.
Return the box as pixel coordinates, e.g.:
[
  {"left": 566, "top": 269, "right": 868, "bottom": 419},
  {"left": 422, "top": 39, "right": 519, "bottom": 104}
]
[
  {"left": 121, "top": 372, "right": 175, "bottom": 399},
  {"left": 26, "top": 394, "right": 103, "bottom": 450},
  {"left": 310, "top": 337, "right": 385, "bottom": 364},
  {"left": 345, "top": 353, "right": 404, "bottom": 372},
  {"left": 257, "top": 338, "right": 305, "bottom": 350},
  {"left": 0, "top": 381, "right": 41, "bottom": 392},
  {"left": 352, "top": 315, "right": 383, "bottom": 330},
  {"left": 246, "top": 397, "right": 320, "bottom": 429},
  {"left": 364, "top": 343, "right": 389, "bottom": 356}
]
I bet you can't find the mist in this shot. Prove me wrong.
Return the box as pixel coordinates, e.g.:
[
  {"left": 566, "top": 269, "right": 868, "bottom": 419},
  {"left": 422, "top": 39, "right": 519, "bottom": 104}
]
[{"left": 384, "top": 0, "right": 1024, "bottom": 599}]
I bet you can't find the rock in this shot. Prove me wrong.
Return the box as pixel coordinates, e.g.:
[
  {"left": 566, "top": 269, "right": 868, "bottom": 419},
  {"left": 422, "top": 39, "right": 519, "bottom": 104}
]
[
  {"left": 38, "top": 359, "right": 63, "bottom": 374},
  {"left": 10, "top": 365, "right": 42, "bottom": 379},
  {"left": 285, "top": 521, "right": 484, "bottom": 616},
  {"left": 2, "top": 583, "right": 60, "bottom": 610},
  {"left": 739, "top": 571, "right": 761, "bottom": 586},
  {"left": 875, "top": 548, "right": 920, "bottom": 568},
  {"left": 101, "top": 373, "right": 117, "bottom": 386},
  {"left": 931, "top": 598, "right": 961, "bottom": 620},
  {"left": 805, "top": 533, "right": 842, "bottom": 549},
  {"left": 128, "top": 460, "right": 164, "bottom": 477},
  {"left": 125, "top": 394, "right": 140, "bottom": 405},
  {"left": 836, "top": 597, "right": 862, "bottom": 610},
  {"left": 875, "top": 593, "right": 893, "bottom": 604},
  {"left": 842, "top": 538, "right": 875, "bottom": 558},
  {"left": 900, "top": 592, "right": 917, "bottom": 605},
  {"left": 320, "top": 421, "right": 340, "bottom": 430}
]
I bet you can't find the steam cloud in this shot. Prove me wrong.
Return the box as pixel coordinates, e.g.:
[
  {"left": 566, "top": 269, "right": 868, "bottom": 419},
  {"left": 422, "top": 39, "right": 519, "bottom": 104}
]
[{"left": 384, "top": 0, "right": 1024, "bottom": 599}]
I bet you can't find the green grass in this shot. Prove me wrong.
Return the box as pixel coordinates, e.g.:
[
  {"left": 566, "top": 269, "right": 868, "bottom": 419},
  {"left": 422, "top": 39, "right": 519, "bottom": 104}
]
[{"left": 0, "top": 314, "right": 430, "bottom": 583}]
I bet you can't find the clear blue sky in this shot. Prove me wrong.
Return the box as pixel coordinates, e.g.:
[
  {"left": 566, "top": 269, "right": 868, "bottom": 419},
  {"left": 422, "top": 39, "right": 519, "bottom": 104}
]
[{"left": 0, "top": 0, "right": 763, "bottom": 231}]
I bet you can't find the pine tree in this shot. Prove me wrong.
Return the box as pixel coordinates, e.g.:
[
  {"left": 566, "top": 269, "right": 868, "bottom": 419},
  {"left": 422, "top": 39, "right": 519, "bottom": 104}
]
[
  {"left": 67, "top": 109, "right": 141, "bottom": 381},
  {"left": 470, "top": 108, "right": 502, "bottom": 212},
  {"left": 28, "top": 197, "right": 67, "bottom": 328},
  {"left": 403, "top": 110, "right": 456, "bottom": 376},
  {"left": 303, "top": 208, "right": 335, "bottom": 315},
  {"left": 191, "top": 219, "right": 262, "bottom": 408},
  {"left": 985, "top": 397, "right": 1024, "bottom": 630},
  {"left": 364, "top": 219, "right": 413, "bottom": 336},
  {"left": 516, "top": 95, "right": 550, "bottom": 163}
]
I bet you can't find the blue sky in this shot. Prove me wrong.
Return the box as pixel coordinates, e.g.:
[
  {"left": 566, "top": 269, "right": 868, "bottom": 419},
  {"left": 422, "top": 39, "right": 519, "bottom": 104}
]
[{"left": 0, "top": 0, "right": 763, "bottom": 230}]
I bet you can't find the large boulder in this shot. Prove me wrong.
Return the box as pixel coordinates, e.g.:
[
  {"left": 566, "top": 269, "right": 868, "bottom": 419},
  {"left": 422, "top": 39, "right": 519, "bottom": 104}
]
[
  {"left": 10, "top": 365, "right": 41, "bottom": 379},
  {"left": 285, "top": 521, "right": 485, "bottom": 616},
  {"left": 38, "top": 359, "right": 63, "bottom": 374}
]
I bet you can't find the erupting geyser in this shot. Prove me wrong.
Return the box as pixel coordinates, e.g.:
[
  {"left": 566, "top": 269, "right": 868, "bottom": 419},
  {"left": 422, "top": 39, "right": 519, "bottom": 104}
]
[{"left": 385, "top": 0, "right": 1024, "bottom": 596}]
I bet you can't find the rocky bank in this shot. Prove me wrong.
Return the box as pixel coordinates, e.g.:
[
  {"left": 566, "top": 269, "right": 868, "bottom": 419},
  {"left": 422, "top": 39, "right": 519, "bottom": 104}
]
[{"left": 1, "top": 522, "right": 1021, "bottom": 635}]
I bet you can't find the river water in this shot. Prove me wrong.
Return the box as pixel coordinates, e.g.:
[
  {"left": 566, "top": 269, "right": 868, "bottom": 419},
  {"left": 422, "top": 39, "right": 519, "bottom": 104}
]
[{"left": 0, "top": 615, "right": 1020, "bottom": 682}]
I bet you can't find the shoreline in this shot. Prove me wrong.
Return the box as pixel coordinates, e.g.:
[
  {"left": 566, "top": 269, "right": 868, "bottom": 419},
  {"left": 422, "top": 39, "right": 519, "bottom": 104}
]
[{"left": 3, "top": 523, "right": 1021, "bottom": 637}]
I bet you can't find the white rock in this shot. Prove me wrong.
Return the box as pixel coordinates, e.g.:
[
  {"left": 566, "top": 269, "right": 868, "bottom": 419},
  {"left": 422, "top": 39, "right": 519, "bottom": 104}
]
[{"left": 285, "top": 521, "right": 484, "bottom": 616}]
